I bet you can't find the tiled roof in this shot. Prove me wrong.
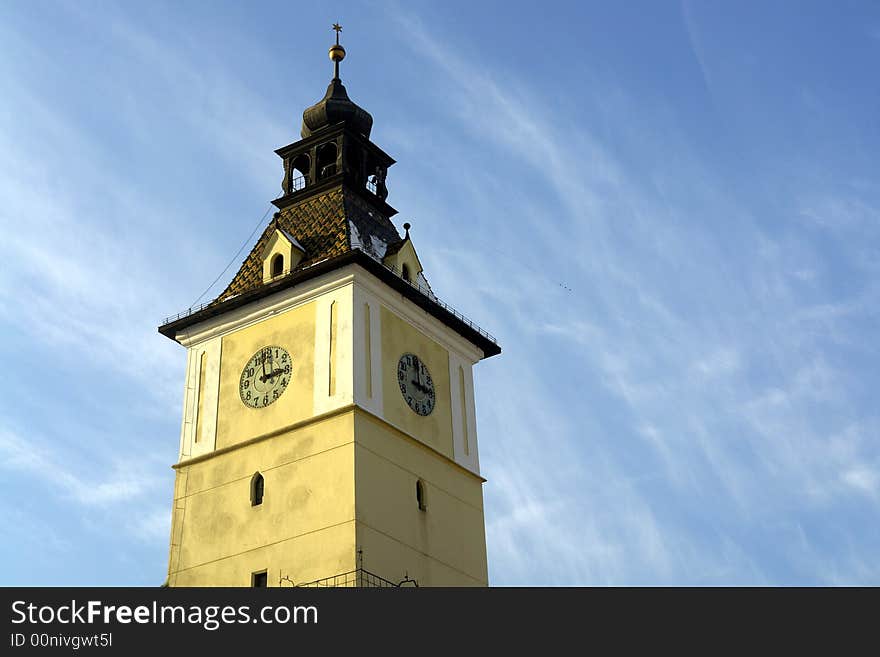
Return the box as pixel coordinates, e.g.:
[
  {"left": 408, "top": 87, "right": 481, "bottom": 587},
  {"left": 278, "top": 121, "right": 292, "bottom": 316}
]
[{"left": 216, "top": 186, "right": 402, "bottom": 303}]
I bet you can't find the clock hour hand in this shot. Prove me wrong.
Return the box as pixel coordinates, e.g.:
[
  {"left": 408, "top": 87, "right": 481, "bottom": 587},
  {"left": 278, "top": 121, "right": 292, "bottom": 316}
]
[{"left": 260, "top": 367, "right": 285, "bottom": 383}]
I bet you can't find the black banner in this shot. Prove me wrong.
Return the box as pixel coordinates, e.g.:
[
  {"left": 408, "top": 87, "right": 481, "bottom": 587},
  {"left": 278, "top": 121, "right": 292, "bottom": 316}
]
[{"left": 0, "top": 587, "right": 874, "bottom": 652}]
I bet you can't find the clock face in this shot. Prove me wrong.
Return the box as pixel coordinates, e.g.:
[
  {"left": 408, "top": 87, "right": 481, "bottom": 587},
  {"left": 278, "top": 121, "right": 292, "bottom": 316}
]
[
  {"left": 239, "top": 346, "right": 292, "bottom": 409},
  {"left": 397, "top": 353, "right": 435, "bottom": 416}
]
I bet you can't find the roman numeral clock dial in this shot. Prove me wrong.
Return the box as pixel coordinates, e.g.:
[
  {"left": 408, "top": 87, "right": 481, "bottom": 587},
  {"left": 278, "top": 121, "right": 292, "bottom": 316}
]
[
  {"left": 397, "top": 353, "right": 435, "bottom": 416},
  {"left": 239, "top": 346, "right": 292, "bottom": 408}
]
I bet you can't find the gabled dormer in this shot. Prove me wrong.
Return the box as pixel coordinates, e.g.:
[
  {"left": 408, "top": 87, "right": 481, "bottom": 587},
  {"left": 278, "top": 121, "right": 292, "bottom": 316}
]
[
  {"left": 383, "top": 223, "right": 434, "bottom": 296},
  {"left": 261, "top": 226, "right": 306, "bottom": 283}
]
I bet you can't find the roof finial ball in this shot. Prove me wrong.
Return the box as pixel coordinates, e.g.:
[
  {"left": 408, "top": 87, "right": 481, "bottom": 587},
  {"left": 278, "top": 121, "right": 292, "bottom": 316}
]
[
  {"left": 403, "top": 222, "right": 411, "bottom": 239},
  {"left": 329, "top": 23, "right": 346, "bottom": 80}
]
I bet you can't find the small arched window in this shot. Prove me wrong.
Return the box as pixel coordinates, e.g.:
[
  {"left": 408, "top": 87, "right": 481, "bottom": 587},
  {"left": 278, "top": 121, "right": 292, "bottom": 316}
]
[
  {"left": 251, "top": 472, "right": 264, "bottom": 506},
  {"left": 416, "top": 479, "right": 427, "bottom": 511},
  {"left": 401, "top": 263, "right": 411, "bottom": 283},
  {"left": 271, "top": 253, "right": 284, "bottom": 278}
]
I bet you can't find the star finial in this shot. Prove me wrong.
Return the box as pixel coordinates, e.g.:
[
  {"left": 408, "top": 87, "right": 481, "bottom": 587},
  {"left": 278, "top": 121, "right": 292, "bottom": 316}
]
[{"left": 328, "top": 23, "right": 346, "bottom": 80}]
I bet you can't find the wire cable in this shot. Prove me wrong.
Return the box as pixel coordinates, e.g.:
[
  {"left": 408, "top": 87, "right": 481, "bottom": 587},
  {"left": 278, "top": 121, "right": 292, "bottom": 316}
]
[{"left": 189, "top": 205, "right": 274, "bottom": 308}]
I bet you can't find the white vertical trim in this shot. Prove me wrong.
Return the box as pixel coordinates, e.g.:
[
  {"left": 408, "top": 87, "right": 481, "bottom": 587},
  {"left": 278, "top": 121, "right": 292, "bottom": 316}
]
[
  {"left": 449, "top": 352, "right": 480, "bottom": 475},
  {"left": 449, "top": 352, "right": 464, "bottom": 462},
  {"left": 352, "top": 285, "right": 384, "bottom": 417},
  {"left": 328, "top": 300, "right": 337, "bottom": 396},
  {"left": 313, "top": 296, "right": 331, "bottom": 414},
  {"left": 352, "top": 286, "right": 369, "bottom": 406},
  {"left": 178, "top": 348, "right": 195, "bottom": 461},
  {"left": 313, "top": 285, "right": 355, "bottom": 415},
  {"left": 459, "top": 366, "right": 469, "bottom": 456},
  {"left": 334, "top": 290, "right": 354, "bottom": 407},
  {"left": 193, "top": 352, "right": 205, "bottom": 443},
  {"left": 191, "top": 337, "right": 221, "bottom": 458},
  {"left": 369, "top": 294, "right": 383, "bottom": 416},
  {"left": 364, "top": 302, "right": 372, "bottom": 399},
  {"left": 463, "top": 361, "right": 480, "bottom": 473},
  {"left": 179, "top": 337, "right": 222, "bottom": 463}
]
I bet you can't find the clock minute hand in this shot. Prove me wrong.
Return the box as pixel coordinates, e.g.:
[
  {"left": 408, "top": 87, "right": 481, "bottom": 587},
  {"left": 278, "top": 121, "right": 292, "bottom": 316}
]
[{"left": 260, "top": 367, "right": 285, "bottom": 383}]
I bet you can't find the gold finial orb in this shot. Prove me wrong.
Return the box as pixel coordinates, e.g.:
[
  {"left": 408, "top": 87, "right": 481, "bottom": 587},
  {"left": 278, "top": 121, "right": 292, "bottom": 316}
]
[
  {"left": 329, "top": 22, "right": 345, "bottom": 62},
  {"left": 329, "top": 43, "right": 346, "bottom": 62}
]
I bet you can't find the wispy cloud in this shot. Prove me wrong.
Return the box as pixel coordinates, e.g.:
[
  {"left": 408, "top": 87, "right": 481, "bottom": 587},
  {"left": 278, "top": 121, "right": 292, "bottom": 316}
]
[
  {"left": 1, "top": 2, "right": 877, "bottom": 586},
  {"left": 0, "top": 428, "right": 161, "bottom": 508},
  {"left": 391, "top": 10, "right": 880, "bottom": 584}
]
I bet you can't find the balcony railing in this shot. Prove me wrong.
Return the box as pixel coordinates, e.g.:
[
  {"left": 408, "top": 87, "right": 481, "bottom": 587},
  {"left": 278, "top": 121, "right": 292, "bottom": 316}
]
[
  {"left": 160, "top": 248, "right": 498, "bottom": 348},
  {"left": 362, "top": 250, "right": 497, "bottom": 345},
  {"left": 297, "top": 568, "right": 415, "bottom": 588},
  {"left": 289, "top": 174, "right": 306, "bottom": 193}
]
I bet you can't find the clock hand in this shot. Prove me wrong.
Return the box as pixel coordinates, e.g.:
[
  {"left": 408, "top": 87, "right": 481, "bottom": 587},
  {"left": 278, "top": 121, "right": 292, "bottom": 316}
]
[{"left": 260, "top": 367, "right": 285, "bottom": 383}]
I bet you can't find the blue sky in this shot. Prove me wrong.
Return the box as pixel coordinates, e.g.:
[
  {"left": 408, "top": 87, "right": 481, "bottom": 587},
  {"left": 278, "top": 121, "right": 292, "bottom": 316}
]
[{"left": 1, "top": 1, "right": 878, "bottom": 585}]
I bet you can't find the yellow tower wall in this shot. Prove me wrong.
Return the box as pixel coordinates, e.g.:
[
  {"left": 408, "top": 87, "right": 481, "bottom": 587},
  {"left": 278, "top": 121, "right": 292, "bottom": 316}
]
[
  {"left": 379, "top": 306, "right": 455, "bottom": 459},
  {"left": 215, "top": 301, "right": 316, "bottom": 450},
  {"left": 353, "top": 410, "right": 488, "bottom": 586},
  {"left": 167, "top": 265, "right": 489, "bottom": 587},
  {"left": 168, "top": 411, "right": 356, "bottom": 587}
]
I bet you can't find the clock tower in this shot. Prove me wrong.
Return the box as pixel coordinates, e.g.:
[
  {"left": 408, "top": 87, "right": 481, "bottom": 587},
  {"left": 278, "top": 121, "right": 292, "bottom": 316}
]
[{"left": 158, "top": 28, "right": 500, "bottom": 587}]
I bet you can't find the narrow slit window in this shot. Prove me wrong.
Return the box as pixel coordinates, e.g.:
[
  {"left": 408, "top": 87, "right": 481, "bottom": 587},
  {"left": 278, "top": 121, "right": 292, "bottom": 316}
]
[
  {"left": 251, "top": 472, "right": 264, "bottom": 506},
  {"left": 401, "top": 263, "right": 411, "bottom": 283},
  {"left": 416, "top": 479, "right": 427, "bottom": 511}
]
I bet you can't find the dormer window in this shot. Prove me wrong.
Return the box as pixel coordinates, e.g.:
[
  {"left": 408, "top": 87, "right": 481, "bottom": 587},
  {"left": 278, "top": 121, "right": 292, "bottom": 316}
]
[
  {"left": 271, "top": 254, "right": 284, "bottom": 278},
  {"left": 401, "top": 264, "right": 411, "bottom": 283},
  {"left": 261, "top": 228, "right": 306, "bottom": 284}
]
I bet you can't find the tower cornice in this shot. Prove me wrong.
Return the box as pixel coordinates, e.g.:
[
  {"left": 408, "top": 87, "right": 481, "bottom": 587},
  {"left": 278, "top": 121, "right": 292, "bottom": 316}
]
[{"left": 158, "top": 250, "right": 500, "bottom": 359}]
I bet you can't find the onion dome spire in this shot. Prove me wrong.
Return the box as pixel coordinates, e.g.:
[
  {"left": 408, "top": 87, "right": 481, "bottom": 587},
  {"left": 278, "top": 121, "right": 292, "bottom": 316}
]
[{"left": 301, "top": 23, "right": 374, "bottom": 139}]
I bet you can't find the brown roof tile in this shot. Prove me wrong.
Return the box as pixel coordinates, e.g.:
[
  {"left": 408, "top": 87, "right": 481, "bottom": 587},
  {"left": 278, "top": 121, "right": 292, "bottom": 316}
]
[{"left": 215, "top": 186, "right": 401, "bottom": 303}]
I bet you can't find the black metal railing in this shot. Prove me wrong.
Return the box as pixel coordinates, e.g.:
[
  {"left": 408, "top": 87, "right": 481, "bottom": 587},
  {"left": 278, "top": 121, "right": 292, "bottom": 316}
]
[
  {"left": 298, "top": 568, "right": 402, "bottom": 588},
  {"left": 160, "top": 249, "right": 498, "bottom": 347},
  {"left": 290, "top": 174, "right": 306, "bottom": 192},
  {"left": 366, "top": 251, "right": 497, "bottom": 344}
]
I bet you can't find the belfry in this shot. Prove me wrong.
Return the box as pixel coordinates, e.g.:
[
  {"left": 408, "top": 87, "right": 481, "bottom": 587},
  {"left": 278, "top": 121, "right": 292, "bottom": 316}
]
[{"left": 158, "top": 26, "right": 500, "bottom": 587}]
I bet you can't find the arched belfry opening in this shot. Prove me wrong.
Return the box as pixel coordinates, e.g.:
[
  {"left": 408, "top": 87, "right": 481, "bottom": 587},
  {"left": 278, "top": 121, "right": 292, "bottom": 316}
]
[
  {"left": 289, "top": 153, "right": 310, "bottom": 192},
  {"left": 316, "top": 142, "right": 338, "bottom": 180}
]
